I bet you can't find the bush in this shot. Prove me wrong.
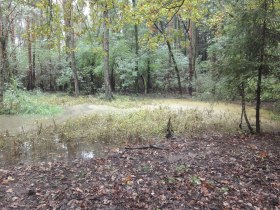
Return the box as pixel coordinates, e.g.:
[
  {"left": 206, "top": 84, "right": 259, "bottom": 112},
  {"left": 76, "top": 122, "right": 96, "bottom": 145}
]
[{"left": 1, "top": 89, "right": 62, "bottom": 115}]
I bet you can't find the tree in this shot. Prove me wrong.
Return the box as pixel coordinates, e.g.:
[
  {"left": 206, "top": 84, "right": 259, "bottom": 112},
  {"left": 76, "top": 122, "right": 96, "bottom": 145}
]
[
  {"left": 0, "top": 1, "right": 11, "bottom": 108},
  {"left": 132, "top": 0, "right": 140, "bottom": 92},
  {"left": 26, "top": 15, "right": 34, "bottom": 90},
  {"left": 63, "top": 0, "right": 79, "bottom": 96},
  {"left": 207, "top": 0, "right": 280, "bottom": 133},
  {"left": 102, "top": 2, "right": 113, "bottom": 100}
]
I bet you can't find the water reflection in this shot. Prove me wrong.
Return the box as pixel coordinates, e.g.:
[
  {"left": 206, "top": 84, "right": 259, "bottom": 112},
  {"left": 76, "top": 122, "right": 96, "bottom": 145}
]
[
  {"left": 80, "top": 151, "right": 95, "bottom": 159},
  {"left": 0, "top": 134, "right": 111, "bottom": 167}
]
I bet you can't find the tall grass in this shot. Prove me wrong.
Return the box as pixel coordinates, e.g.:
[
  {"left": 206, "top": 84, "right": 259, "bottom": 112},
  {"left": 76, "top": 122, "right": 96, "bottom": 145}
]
[{"left": 55, "top": 108, "right": 238, "bottom": 145}]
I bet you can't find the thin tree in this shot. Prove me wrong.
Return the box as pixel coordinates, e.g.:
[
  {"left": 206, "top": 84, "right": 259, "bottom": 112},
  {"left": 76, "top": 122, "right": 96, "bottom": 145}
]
[
  {"left": 0, "top": 4, "right": 9, "bottom": 107},
  {"left": 103, "top": 3, "right": 113, "bottom": 100},
  {"left": 63, "top": 0, "right": 79, "bottom": 96}
]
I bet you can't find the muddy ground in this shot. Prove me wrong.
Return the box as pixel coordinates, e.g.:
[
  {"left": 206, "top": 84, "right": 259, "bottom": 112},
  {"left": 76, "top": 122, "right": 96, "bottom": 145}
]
[{"left": 0, "top": 133, "right": 279, "bottom": 209}]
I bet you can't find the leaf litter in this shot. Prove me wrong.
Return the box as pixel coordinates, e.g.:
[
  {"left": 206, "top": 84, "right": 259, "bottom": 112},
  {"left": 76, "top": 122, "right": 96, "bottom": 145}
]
[{"left": 0, "top": 133, "right": 279, "bottom": 209}]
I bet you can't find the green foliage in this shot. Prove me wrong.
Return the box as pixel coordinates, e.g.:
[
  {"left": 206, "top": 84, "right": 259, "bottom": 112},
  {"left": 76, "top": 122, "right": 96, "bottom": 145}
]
[
  {"left": 111, "top": 37, "right": 137, "bottom": 90},
  {"left": 190, "top": 175, "right": 201, "bottom": 185},
  {"left": 1, "top": 88, "right": 62, "bottom": 115},
  {"left": 175, "top": 164, "right": 189, "bottom": 173},
  {"left": 76, "top": 40, "right": 103, "bottom": 94}
]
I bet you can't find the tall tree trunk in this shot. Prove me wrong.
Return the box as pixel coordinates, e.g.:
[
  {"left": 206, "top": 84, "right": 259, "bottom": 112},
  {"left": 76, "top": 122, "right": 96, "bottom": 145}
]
[
  {"left": 147, "top": 57, "right": 152, "bottom": 93},
  {"left": 0, "top": 12, "right": 6, "bottom": 107},
  {"left": 256, "top": 62, "right": 263, "bottom": 134},
  {"left": 141, "top": 75, "right": 147, "bottom": 94},
  {"left": 0, "top": 6, "right": 9, "bottom": 107},
  {"left": 188, "top": 20, "right": 197, "bottom": 96},
  {"left": 256, "top": 1, "right": 267, "bottom": 134},
  {"left": 63, "top": 0, "right": 79, "bottom": 96},
  {"left": 110, "top": 66, "right": 115, "bottom": 91},
  {"left": 32, "top": 48, "right": 36, "bottom": 88},
  {"left": 132, "top": 0, "right": 139, "bottom": 93},
  {"left": 10, "top": 16, "right": 17, "bottom": 76},
  {"left": 70, "top": 27, "right": 79, "bottom": 96},
  {"left": 166, "top": 40, "right": 182, "bottom": 94},
  {"left": 103, "top": 4, "right": 113, "bottom": 100},
  {"left": 239, "top": 82, "right": 253, "bottom": 133},
  {"left": 31, "top": 17, "right": 36, "bottom": 89},
  {"left": 26, "top": 16, "right": 33, "bottom": 90}
]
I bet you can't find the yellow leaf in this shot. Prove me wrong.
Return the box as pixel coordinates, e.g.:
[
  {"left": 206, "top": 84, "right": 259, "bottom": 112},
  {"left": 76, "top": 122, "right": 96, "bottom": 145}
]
[{"left": 7, "top": 188, "right": 13, "bottom": 193}]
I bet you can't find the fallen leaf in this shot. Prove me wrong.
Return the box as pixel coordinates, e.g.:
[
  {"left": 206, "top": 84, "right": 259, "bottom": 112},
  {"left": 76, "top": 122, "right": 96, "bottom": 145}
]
[{"left": 7, "top": 188, "right": 13, "bottom": 193}]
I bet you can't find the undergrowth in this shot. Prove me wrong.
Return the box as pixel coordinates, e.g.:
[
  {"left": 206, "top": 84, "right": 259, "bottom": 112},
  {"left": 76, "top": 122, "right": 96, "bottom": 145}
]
[
  {"left": 1, "top": 89, "right": 62, "bottom": 115},
  {"left": 1, "top": 104, "right": 279, "bottom": 165},
  {"left": 0, "top": 107, "right": 239, "bottom": 164},
  {"left": 38, "top": 108, "right": 238, "bottom": 145}
]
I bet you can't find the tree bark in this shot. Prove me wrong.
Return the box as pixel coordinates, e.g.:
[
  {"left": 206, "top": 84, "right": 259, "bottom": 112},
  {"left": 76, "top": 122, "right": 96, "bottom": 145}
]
[
  {"left": 147, "top": 57, "right": 152, "bottom": 93},
  {"left": 103, "top": 4, "right": 113, "bottom": 100},
  {"left": 188, "top": 20, "right": 197, "bottom": 96},
  {"left": 239, "top": 82, "right": 253, "bottom": 133},
  {"left": 132, "top": 0, "right": 139, "bottom": 93},
  {"left": 63, "top": 0, "right": 79, "bottom": 96},
  {"left": 10, "top": 16, "right": 17, "bottom": 76},
  {"left": 166, "top": 40, "right": 182, "bottom": 94},
  {"left": 0, "top": 5, "right": 10, "bottom": 109},
  {"left": 70, "top": 26, "right": 79, "bottom": 96},
  {"left": 256, "top": 0, "right": 267, "bottom": 134},
  {"left": 26, "top": 16, "right": 34, "bottom": 90},
  {"left": 0, "top": 12, "right": 5, "bottom": 107},
  {"left": 256, "top": 61, "right": 263, "bottom": 134}
]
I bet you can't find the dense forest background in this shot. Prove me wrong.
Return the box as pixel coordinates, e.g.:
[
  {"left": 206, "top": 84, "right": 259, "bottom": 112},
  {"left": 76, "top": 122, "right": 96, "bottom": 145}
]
[{"left": 0, "top": 0, "right": 279, "bottom": 132}]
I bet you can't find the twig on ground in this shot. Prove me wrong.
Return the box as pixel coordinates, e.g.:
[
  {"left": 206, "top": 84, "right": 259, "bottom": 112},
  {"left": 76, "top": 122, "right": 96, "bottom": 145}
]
[{"left": 124, "top": 144, "right": 169, "bottom": 150}]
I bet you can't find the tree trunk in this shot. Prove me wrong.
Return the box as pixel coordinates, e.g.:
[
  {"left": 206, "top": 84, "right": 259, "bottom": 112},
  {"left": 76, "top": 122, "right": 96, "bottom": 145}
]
[
  {"left": 239, "top": 82, "right": 253, "bottom": 133},
  {"left": 147, "top": 57, "right": 152, "bottom": 93},
  {"left": 141, "top": 75, "right": 147, "bottom": 94},
  {"left": 10, "top": 16, "right": 17, "bottom": 76},
  {"left": 110, "top": 66, "right": 115, "bottom": 91},
  {"left": 63, "top": 0, "right": 79, "bottom": 96},
  {"left": 188, "top": 20, "right": 197, "bottom": 96},
  {"left": 0, "top": 12, "right": 5, "bottom": 107},
  {"left": 103, "top": 4, "right": 113, "bottom": 100},
  {"left": 70, "top": 27, "right": 79, "bottom": 96},
  {"left": 32, "top": 47, "right": 36, "bottom": 88},
  {"left": 256, "top": 1, "right": 267, "bottom": 134},
  {"left": 26, "top": 16, "right": 33, "bottom": 90},
  {"left": 166, "top": 40, "right": 182, "bottom": 94},
  {"left": 0, "top": 6, "right": 9, "bottom": 109},
  {"left": 132, "top": 0, "right": 139, "bottom": 93},
  {"left": 256, "top": 63, "right": 262, "bottom": 134}
]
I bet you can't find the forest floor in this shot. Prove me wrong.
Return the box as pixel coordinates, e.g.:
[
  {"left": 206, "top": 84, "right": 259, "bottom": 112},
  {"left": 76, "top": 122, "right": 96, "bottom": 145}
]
[{"left": 0, "top": 133, "right": 279, "bottom": 209}]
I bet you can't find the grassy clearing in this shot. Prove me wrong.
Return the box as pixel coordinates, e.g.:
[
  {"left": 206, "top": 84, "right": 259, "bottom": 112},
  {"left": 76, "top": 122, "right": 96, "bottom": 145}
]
[
  {"left": 0, "top": 95, "right": 279, "bottom": 165},
  {"left": 57, "top": 108, "right": 239, "bottom": 143},
  {"left": 0, "top": 107, "right": 240, "bottom": 164},
  {"left": 2, "top": 90, "right": 278, "bottom": 124},
  {"left": 38, "top": 93, "right": 279, "bottom": 122}
]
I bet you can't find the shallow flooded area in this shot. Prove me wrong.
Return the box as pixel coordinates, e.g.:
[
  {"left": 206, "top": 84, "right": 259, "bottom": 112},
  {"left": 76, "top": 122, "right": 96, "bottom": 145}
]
[{"left": 0, "top": 99, "right": 279, "bottom": 167}]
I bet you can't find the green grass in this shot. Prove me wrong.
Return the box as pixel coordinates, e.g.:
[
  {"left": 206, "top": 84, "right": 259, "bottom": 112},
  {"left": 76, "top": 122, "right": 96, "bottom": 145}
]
[
  {"left": 1, "top": 90, "right": 62, "bottom": 115},
  {"left": 0, "top": 93, "right": 279, "bottom": 164},
  {"left": 44, "top": 107, "right": 239, "bottom": 145},
  {"left": 0, "top": 107, "right": 240, "bottom": 163}
]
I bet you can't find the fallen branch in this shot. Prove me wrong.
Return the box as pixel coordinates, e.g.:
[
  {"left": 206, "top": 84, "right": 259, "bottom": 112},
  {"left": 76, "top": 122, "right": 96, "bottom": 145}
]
[{"left": 124, "top": 144, "right": 168, "bottom": 150}]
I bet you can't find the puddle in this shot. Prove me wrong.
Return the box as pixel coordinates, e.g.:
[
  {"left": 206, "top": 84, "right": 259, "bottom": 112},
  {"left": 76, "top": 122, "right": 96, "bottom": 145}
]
[{"left": 0, "top": 134, "right": 118, "bottom": 167}]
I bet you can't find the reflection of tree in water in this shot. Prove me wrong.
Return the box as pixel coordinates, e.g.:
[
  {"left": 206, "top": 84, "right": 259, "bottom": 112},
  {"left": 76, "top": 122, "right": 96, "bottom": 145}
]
[{"left": 66, "top": 142, "right": 78, "bottom": 159}]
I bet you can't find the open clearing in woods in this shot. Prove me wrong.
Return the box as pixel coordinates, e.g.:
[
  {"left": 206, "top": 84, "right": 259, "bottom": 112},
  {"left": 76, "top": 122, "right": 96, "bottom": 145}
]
[{"left": 0, "top": 96, "right": 279, "bottom": 166}]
